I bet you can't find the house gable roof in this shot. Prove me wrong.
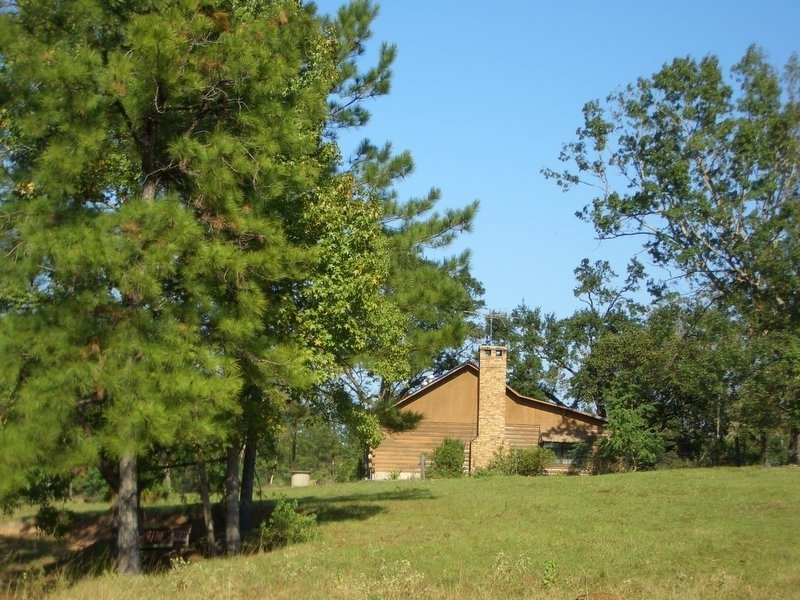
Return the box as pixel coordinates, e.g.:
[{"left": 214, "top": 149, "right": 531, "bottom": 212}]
[
  {"left": 394, "top": 361, "right": 479, "bottom": 410},
  {"left": 396, "top": 361, "right": 607, "bottom": 425}
]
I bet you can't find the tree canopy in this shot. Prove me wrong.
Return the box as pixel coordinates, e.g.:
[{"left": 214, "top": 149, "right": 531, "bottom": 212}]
[
  {"left": 0, "top": 0, "right": 483, "bottom": 572},
  {"left": 546, "top": 46, "right": 799, "bottom": 327},
  {"left": 537, "top": 46, "right": 800, "bottom": 468}
]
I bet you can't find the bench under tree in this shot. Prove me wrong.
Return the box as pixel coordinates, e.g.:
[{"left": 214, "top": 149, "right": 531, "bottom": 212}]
[{"left": 139, "top": 524, "right": 192, "bottom": 555}]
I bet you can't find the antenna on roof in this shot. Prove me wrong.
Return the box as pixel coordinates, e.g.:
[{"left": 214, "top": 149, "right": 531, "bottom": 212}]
[{"left": 485, "top": 311, "right": 508, "bottom": 344}]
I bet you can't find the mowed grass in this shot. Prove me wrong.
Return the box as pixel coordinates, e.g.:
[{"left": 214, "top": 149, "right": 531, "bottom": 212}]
[{"left": 19, "top": 467, "right": 800, "bottom": 599}]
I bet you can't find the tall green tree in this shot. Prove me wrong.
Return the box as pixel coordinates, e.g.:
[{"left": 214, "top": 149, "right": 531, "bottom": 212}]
[
  {"left": 234, "top": 0, "right": 472, "bottom": 531},
  {"left": 0, "top": 0, "right": 408, "bottom": 571},
  {"left": 326, "top": 151, "right": 482, "bottom": 432},
  {"left": 208, "top": 0, "right": 479, "bottom": 545},
  {"left": 308, "top": 2, "right": 483, "bottom": 434},
  {"left": 545, "top": 46, "right": 800, "bottom": 460},
  {"left": 579, "top": 300, "right": 744, "bottom": 466}
]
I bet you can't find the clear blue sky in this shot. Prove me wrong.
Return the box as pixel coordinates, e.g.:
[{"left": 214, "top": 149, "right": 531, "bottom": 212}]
[{"left": 315, "top": 1, "right": 799, "bottom": 317}]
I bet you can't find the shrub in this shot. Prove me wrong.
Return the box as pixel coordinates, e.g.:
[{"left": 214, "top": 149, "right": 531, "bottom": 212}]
[
  {"left": 569, "top": 442, "right": 591, "bottom": 472},
  {"left": 72, "top": 466, "right": 111, "bottom": 502},
  {"left": 470, "top": 466, "right": 496, "bottom": 478},
  {"left": 488, "top": 444, "right": 555, "bottom": 476},
  {"left": 587, "top": 448, "right": 623, "bottom": 474},
  {"left": 515, "top": 446, "right": 555, "bottom": 475},
  {"left": 259, "top": 495, "right": 318, "bottom": 550},
  {"left": 600, "top": 395, "right": 664, "bottom": 471},
  {"left": 427, "top": 438, "right": 465, "bottom": 478},
  {"left": 35, "top": 503, "right": 75, "bottom": 538},
  {"left": 597, "top": 425, "right": 663, "bottom": 472},
  {"left": 656, "top": 450, "right": 693, "bottom": 470}
]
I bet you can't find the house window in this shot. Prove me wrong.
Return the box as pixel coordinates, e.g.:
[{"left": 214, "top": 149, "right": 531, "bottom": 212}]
[{"left": 542, "top": 442, "right": 577, "bottom": 465}]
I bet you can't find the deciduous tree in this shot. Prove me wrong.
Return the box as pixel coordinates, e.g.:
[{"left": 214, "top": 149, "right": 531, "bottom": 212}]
[
  {"left": 545, "top": 46, "right": 800, "bottom": 460},
  {"left": 310, "top": 2, "right": 484, "bottom": 435},
  {"left": 496, "top": 258, "right": 644, "bottom": 414}
]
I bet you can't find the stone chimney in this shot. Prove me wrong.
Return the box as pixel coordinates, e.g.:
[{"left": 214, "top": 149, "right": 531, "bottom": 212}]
[{"left": 470, "top": 345, "right": 508, "bottom": 471}]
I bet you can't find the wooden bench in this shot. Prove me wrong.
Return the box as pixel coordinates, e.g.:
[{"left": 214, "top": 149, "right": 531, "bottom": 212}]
[{"left": 140, "top": 524, "right": 192, "bottom": 555}]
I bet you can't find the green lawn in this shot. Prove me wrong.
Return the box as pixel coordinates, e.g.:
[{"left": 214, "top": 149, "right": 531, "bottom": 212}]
[{"left": 4, "top": 467, "right": 799, "bottom": 599}]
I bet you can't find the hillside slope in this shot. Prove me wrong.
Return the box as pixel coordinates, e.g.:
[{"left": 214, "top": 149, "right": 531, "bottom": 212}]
[{"left": 43, "top": 467, "right": 800, "bottom": 599}]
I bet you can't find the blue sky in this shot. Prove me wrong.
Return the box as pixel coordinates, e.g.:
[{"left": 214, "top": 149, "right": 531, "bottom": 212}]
[{"left": 315, "top": 1, "right": 800, "bottom": 317}]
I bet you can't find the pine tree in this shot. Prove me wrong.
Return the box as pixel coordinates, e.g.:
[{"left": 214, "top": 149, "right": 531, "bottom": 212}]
[
  {"left": 0, "top": 0, "right": 394, "bottom": 572},
  {"left": 1, "top": 1, "right": 482, "bottom": 571},
  {"left": 336, "top": 139, "right": 483, "bottom": 427}
]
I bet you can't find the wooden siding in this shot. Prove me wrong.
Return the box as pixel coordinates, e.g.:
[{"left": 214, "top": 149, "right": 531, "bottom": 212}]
[
  {"left": 396, "top": 369, "right": 478, "bottom": 423},
  {"left": 504, "top": 424, "right": 541, "bottom": 447},
  {"left": 506, "top": 393, "right": 601, "bottom": 443},
  {"left": 373, "top": 421, "right": 476, "bottom": 474}
]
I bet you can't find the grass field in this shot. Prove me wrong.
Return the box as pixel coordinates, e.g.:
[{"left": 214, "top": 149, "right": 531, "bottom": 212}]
[{"left": 3, "top": 467, "right": 799, "bottom": 599}]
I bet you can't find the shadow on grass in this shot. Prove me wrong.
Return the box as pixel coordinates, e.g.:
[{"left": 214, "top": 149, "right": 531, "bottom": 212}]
[
  {"left": 0, "top": 534, "right": 64, "bottom": 578},
  {"left": 0, "top": 506, "right": 113, "bottom": 578},
  {"left": 0, "top": 485, "right": 437, "bottom": 591},
  {"left": 293, "top": 486, "right": 436, "bottom": 524}
]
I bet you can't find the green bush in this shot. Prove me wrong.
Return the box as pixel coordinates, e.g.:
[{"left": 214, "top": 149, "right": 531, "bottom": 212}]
[
  {"left": 259, "top": 496, "right": 318, "bottom": 550},
  {"left": 569, "top": 442, "right": 591, "bottom": 471},
  {"left": 488, "top": 444, "right": 555, "bottom": 476},
  {"left": 586, "top": 448, "right": 623, "bottom": 474},
  {"left": 597, "top": 426, "right": 662, "bottom": 472},
  {"left": 600, "top": 396, "right": 664, "bottom": 471},
  {"left": 35, "top": 503, "right": 75, "bottom": 538},
  {"left": 517, "top": 446, "right": 555, "bottom": 476},
  {"left": 470, "top": 466, "right": 496, "bottom": 478},
  {"left": 656, "top": 450, "right": 694, "bottom": 470},
  {"left": 72, "top": 466, "right": 111, "bottom": 501},
  {"left": 428, "top": 438, "right": 465, "bottom": 478}
]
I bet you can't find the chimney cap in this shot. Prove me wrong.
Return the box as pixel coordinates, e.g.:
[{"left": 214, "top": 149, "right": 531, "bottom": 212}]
[{"left": 479, "top": 344, "right": 507, "bottom": 358}]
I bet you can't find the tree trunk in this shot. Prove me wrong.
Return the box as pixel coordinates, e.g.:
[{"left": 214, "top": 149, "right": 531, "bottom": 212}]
[
  {"left": 117, "top": 453, "right": 141, "bottom": 575},
  {"left": 239, "top": 430, "right": 257, "bottom": 534},
  {"left": 163, "top": 467, "right": 172, "bottom": 496},
  {"left": 742, "top": 434, "right": 748, "bottom": 464},
  {"left": 759, "top": 430, "right": 768, "bottom": 466},
  {"left": 595, "top": 397, "right": 607, "bottom": 419},
  {"left": 225, "top": 446, "right": 241, "bottom": 554},
  {"left": 290, "top": 420, "right": 298, "bottom": 471},
  {"left": 197, "top": 459, "right": 217, "bottom": 557},
  {"left": 788, "top": 424, "right": 799, "bottom": 465},
  {"left": 734, "top": 433, "right": 741, "bottom": 467},
  {"left": 142, "top": 178, "right": 157, "bottom": 202},
  {"left": 98, "top": 453, "right": 121, "bottom": 496}
]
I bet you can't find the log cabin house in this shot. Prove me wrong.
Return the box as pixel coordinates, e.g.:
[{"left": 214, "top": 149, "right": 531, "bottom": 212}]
[{"left": 370, "top": 345, "right": 605, "bottom": 479}]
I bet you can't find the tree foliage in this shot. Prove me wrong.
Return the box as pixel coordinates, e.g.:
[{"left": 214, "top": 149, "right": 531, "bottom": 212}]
[
  {"left": 543, "top": 46, "right": 800, "bottom": 466},
  {"left": 546, "top": 47, "right": 800, "bottom": 325},
  {"left": 315, "top": 5, "right": 483, "bottom": 436},
  {"left": 495, "top": 258, "right": 644, "bottom": 414},
  {"left": 427, "top": 437, "right": 465, "bottom": 479},
  {"left": 0, "top": 0, "right": 451, "bottom": 571},
  {"left": 486, "top": 444, "right": 555, "bottom": 476}
]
